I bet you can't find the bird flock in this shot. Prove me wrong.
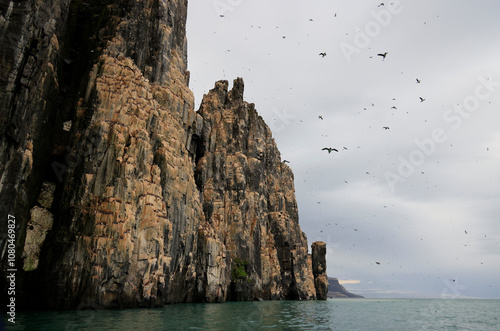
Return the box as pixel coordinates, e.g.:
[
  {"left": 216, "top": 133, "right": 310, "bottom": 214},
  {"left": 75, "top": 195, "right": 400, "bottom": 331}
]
[
  {"left": 215, "top": 4, "right": 433, "bottom": 197},
  {"left": 310, "top": 5, "right": 427, "bottom": 158},
  {"left": 210, "top": 2, "right": 497, "bottom": 281}
]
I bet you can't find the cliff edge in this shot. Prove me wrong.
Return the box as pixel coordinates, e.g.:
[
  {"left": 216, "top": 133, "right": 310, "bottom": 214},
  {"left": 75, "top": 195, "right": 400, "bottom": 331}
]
[{"left": 0, "top": 0, "right": 325, "bottom": 309}]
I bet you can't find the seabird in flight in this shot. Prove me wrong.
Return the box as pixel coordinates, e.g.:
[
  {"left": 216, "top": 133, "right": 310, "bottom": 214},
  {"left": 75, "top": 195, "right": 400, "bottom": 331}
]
[
  {"left": 377, "top": 52, "right": 388, "bottom": 59},
  {"left": 322, "top": 147, "right": 338, "bottom": 153}
]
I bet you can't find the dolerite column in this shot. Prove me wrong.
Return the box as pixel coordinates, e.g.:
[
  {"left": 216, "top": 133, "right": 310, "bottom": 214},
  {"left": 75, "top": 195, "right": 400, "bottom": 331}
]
[{"left": 312, "top": 241, "right": 328, "bottom": 300}]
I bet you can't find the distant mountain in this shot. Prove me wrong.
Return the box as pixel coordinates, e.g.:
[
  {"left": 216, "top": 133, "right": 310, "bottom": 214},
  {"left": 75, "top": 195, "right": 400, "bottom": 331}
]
[{"left": 327, "top": 278, "right": 364, "bottom": 298}]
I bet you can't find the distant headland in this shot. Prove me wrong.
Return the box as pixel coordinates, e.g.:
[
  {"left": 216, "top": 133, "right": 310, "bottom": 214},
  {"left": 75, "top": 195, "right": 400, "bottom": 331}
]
[{"left": 327, "top": 278, "right": 364, "bottom": 298}]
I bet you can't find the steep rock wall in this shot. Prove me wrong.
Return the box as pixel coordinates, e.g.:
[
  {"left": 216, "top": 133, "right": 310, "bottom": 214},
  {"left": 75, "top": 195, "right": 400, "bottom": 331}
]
[
  {"left": 0, "top": 0, "right": 322, "bottom": 309},
  {"left": 195, "top": 78, "right": 316, "bottom": 302},
  {"left": 312, "top": 241, "right": 328, "bottom": 300}
]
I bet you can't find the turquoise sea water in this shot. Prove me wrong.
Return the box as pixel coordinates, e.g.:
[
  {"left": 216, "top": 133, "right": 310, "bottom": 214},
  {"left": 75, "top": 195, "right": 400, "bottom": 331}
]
[{"left": 4, "top": 298, "right": 500, "bottom": 330}]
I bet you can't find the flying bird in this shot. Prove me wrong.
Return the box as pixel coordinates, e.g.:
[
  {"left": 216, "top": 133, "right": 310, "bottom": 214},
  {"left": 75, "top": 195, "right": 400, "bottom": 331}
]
[
  {"left": 377, "top": 52, "right": 388, "bottom": 59},
  {"left": 383, "top": 126, "right": 390, "bottom": 130},
  {"left": 318, "top": 115, "right": 323, "bottom": 120},
  {"left": 343, "top": 147, "right": 348, "bottom": 150},
  {"left": 376, "top": 262, "right": 381, "bottom": 265},
  {"left": 378, "top": 3, "right": 384, "bottom": 7},
  {"left": 416, "top": 78, "right": 421, "bottom": 83},
  {"left": 322, "top": 147, "right": 338, "bottom": 153},
  {"left": 419, "top": 97, "right": 425, "bottom": 102},
  {"left": 319, "top": 52, "right": 327, "bottom": 57},
  {"left": 282, "top": 160, "right": 290, "bottom": 164},
  {"left": 391, "top": 106, "right": 397, "bottom": 110}
]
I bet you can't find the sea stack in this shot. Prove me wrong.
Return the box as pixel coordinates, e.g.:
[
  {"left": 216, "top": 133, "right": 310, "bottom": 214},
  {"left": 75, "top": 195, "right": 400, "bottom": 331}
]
[{"left": 312, "top": 241, "right": 329, "bottom": 300}]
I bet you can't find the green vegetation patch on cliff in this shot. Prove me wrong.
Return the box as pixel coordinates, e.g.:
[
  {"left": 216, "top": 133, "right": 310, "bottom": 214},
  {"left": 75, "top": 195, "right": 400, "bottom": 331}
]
[{"left": 231, "top": 258, "right": 250, "bottom": 282}]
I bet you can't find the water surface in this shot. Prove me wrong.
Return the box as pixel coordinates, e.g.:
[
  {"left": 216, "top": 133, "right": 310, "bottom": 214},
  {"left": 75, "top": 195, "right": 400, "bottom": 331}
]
[{"left": 6, "top": 298, "right": 500, "bottom": 330}]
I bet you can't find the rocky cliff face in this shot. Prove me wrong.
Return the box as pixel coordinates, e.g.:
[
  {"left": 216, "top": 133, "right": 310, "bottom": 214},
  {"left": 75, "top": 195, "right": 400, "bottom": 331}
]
[
  {"left": 195, "top": 78, "right": 317, "bottom": 302},
  {"left": 312, "top": 241, "right": 328, "bottom": 300},
  {"left": 0, "top": 0, "right": 324, "bottom": 309}
]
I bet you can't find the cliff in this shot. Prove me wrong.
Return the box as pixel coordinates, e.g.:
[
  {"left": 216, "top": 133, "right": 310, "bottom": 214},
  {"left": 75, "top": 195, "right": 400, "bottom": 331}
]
[
  {"left": 0, "top": 0, "right": 325, "bottom": 309},
  {"left": 327, "top": 278, "right": 364, "bottom": 299}
]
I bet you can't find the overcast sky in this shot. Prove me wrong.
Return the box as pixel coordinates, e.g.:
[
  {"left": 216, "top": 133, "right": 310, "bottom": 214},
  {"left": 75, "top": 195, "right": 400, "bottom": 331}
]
[{"left": 186, "top": 0, "right": 500, "bottom": 299}]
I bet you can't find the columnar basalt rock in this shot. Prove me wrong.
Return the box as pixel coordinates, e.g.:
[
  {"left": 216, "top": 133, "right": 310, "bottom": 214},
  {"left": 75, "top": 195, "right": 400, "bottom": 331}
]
[
  {"left": 1, "top": 0, "right": 322, "bottom": 309},
  {"left": 195, "top": 78, "right": 316, "bottom": 302},
  {"left": 312, "top": 241, "right": 328, "bottom": 300},
  {"left": 1, "top": 0, "right": 203, "bottom": 309}
]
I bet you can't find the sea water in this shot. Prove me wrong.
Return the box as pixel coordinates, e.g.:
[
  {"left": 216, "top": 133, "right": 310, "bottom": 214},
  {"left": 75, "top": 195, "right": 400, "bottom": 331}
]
[{"left": 4, "top": 298, "right": 500, "bottom": 330}]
